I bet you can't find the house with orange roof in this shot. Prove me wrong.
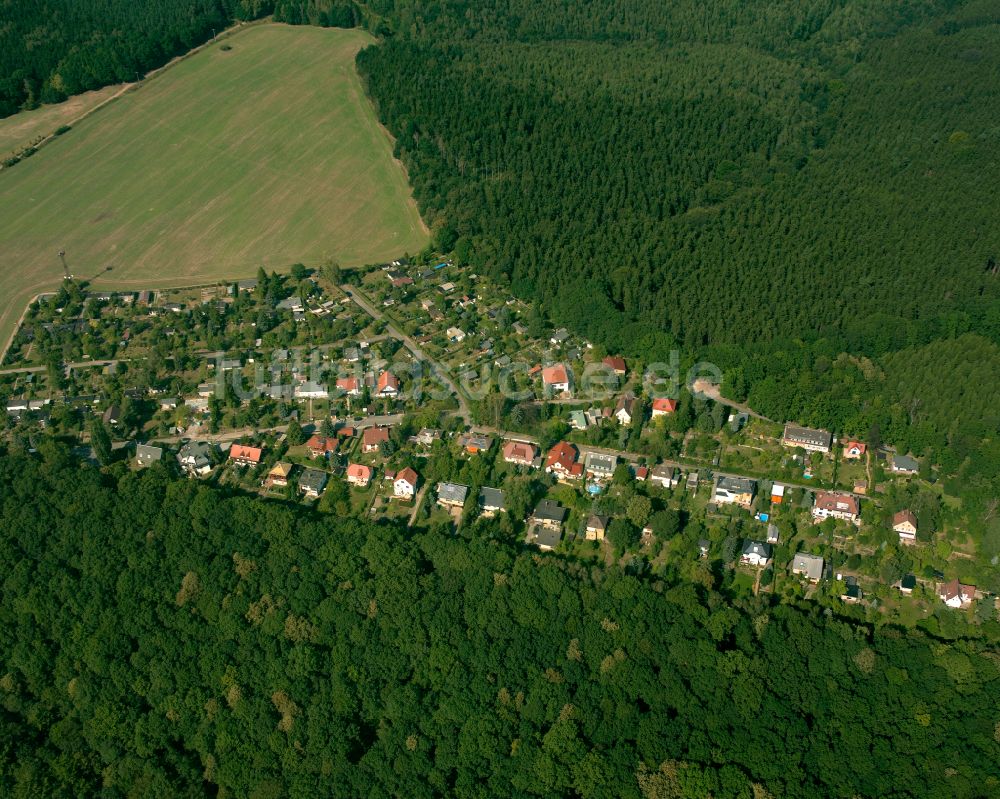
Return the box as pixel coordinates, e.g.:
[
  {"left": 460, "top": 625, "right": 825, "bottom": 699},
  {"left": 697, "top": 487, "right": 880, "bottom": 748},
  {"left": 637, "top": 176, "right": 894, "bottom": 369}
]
[
  {"left": 938, "top": 579, "right": 975, "bottom": 609},
  {"left": 843, "top": 440, "right": 867, "bottom": 459},
  {"left": 893, "top": 509, "right": 918, "bottom": 543},
  {"left": 229, "top": 444, "right": 263, "bottom": 467},
  {"left": 602, "top": 356, "right": 626, "bottom": 376},
  {"left": 651, "top": 397, "right": 677, "bottom": 417},
  {"left": 542, "top": 363, "right": 572, "bottom": 395},
  {"left": 306, "top": 435, "right": 339, "bottom": 459},
  {"left": 376, "top": 371, "right": 400, "bottom": 397},
  {"left": 336, "top": 376, "right": 362, "bottom": 396},
  {"left": 545, "top": 442, "right": 583, "bottom": 480},
  {"left": 346, "top": 463, "right": 373, "bottom": 488}
]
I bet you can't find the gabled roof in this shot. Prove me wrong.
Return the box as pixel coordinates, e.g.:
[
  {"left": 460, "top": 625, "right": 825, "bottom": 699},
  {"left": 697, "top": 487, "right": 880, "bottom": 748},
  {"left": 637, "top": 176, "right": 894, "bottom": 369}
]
[
  {"left": 533, "top": 500, "right": 566, "bottom": 523},
  {"left": 377, "top": 371, "right": 400, "bottom": 394},
  {"left": 717, "top": 475, "right": 756, "bottom": 494},
  {"left": 396, "top": 466, "right": 418, "bottom": 487},
  {"left": 938, "top": 578, "right": 975, "bottom": 603},
  {"left": 546, "top": 442, "right": 579, "bottom": 471},
  {"left": 791, "top": 553, "right": 824, "bottom": 580},
  {"left": 503, "top": 440, "right": 537, "bottom": 463},
  {"left": 893, "top": 509, "right": 918, "bottom": 529},
  {"left": 813, "top": 492, "right": 860, "bottom": 515},
  {"left": 305, "top": 435, "right": 338, "bottom": 454},
  {"left": 336, "top": 376, "right": 360, "bottom": 393},
  {"left": 135, "top": 444, "right": 163, "bottom": 462},
  {"left": 603, "top": 356, "right": 626, "bottom": 373},
  {"left": 346, "top": 463, "right": 373, "bottom": 481},
  {"left": 230, "top": 444, "right": 262, "bottom": 464},
  {"left": 437, "top": 482, "right": 469, "bottom": 504},
  {"left": 741, "top": 540, "right": 772, "bottom": 559},
  {"left": 478, "top": 486, "right": 505, "bottom": 510},
  {"left": 782, "top": 423, "right": 832, "bottom": 448},
  {"left": 651, "top": 397, "right": 677, "bottom": 414},
  {"left": 362, "top": 426, "right": 390, "bottom": 447},
  {"left": 843, "top": 440, "right": 867, "bottom": 454},
  {"left": 586, "top": 514, "right": 609, "bottom": 531},
  {"left": 269, "top": 462, "right": 294, "bottom": 478}
]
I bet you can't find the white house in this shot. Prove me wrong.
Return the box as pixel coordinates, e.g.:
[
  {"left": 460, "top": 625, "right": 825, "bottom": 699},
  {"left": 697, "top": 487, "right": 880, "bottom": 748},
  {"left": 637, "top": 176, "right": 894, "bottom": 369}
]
[
  {"left": 393, "top": 467, "right": 418, "bottom": 500},
  {"left": 811, "top": 492, "right": 860, "bottom": 523},
  {"left": 893, "top": 509, "right": 918, "bottom": 543},
  {"left": 740, "top": 540, "right": 772, "bottom": 567}
]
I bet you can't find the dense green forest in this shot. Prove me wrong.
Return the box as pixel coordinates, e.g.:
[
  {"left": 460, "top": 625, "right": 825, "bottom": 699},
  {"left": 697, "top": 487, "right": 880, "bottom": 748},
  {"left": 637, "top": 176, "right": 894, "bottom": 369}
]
[
  {"left": 1, "top": 448, "right": 999, "bottom": 797},
  {"left": 351, "top": 0, "right": 1000, "bottom": 547}
]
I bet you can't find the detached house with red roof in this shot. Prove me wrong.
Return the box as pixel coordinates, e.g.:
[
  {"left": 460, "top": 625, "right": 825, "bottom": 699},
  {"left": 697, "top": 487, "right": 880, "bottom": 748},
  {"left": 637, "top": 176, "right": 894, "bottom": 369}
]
[
  {"left": 542, "top": 363, "right": 572, "bottom": 396},
  {"left": 545, "top": 442, "right": 583, "bottom": 481},
  {"left": 938, "top": 579, "right": 975, "bottom": 609},
  {"left": 346, "top": 463, "right": 373, "bottom": 488},
  {"left": 651, "top": 398, "right": 677, "bottom": 418},
  {"left": 503, "top": 440, "right": 538, "bottom": 467},
  {"left": 393, "top": 467, "right": 419, "bottom": 499},
  {"left": 362, "top": 426, "right": 390, "bottom": 453},
  {"left": 842, "top": 440, "right": 867, "bottom": 460},
  {"left": 376, "top": 371, "right": 400, "bottom": 397},
  {"left": 306, "top": 435, "right": 339, "bottom": 459},
  {"left": 602, "top": 356, "right": 626, "bottom": 377},
  {"left": 229, "top": 444, "right": 263, "bottom": 467},
  {"left": 336, "top": 376, "right": 362, "bottom": 397},
  {"left": 811, "top": 492, "right": 860, "bottom": 523}
]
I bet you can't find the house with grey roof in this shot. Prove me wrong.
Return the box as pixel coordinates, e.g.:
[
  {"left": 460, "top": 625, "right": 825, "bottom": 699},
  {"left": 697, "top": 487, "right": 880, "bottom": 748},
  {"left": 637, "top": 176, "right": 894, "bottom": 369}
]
[
  {"left": 740, "top": 540, "right": 772, "bottom": 567},
  {"left": 584, "top": 451, "right": 617, "bottom": 480},
  {"left": 782, "top": 423, "right": 832, "bottom": 453},
  {"left": 715, "top": 476, "right": 756, "bottom": 508},
  {"left": 890, "top": 453, "right": 920, "bottom": 474},
  {"left": 531, "top": 500, "right": 566, "bottom": 530},
  {"left": 298, "top": 469, "right": 328, "bottom": 499},
  {"left": 135, "top": 444, "right": 163, "bottom": 468},
  {"left": 177, "top": 441, "right": 215, "bottom": 477},
  {"left": 437, "top": 482, "right": 469, "bottom": 508},
  {"left": 478, "top": 487, "right": 506, "bottom": 516},
  {"left": 791, "top": 553, "right": 825, "bottom": 582}
]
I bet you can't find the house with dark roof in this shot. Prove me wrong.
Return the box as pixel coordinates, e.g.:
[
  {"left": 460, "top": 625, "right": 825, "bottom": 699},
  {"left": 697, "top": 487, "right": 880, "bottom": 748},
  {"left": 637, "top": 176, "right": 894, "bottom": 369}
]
[
  {"left": 135, "top": 444, "right": 163, "bottom": 468},
  {"left": 531, "top": 500, "right": 567, "bottom": 530},
  {"left": 782, "top": 423, "right": 832, "bottom": 453},
  {"left": 740, "top": 540, "right": 772, "bottom": 567},
  {"left": 583, "top": 451, "right": 617, "bottom": 480},
  {"left": 714, "top": 476, "right": 756, "bottom": 508},
  {"left": 478, "top": 487, "right": 506, "bottom": 516},
  {"left": 791, "top": 553, "right": 825, "bottom": 582},
  {"left": 584, "top": 514, "right": 609, "bottom": 541},
  {"left": 298, "top": 469, "right": 328, "bottom": 499},
  {"left": 890, "top": 453, "right": 920, "bottom": 474}
]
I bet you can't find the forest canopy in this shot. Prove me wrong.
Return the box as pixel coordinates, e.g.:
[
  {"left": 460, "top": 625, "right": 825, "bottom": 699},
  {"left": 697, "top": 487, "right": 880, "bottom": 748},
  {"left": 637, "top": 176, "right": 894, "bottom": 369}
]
[{"left": 2, "top": 449, "right": 1000, "bottom": 797}]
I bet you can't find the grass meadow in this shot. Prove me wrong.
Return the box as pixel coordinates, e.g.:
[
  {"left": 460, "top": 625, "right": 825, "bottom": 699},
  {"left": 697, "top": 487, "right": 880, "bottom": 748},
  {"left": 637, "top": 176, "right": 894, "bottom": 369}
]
[{"left": 0, "top": 23, "right": 428, "bottom": 351}]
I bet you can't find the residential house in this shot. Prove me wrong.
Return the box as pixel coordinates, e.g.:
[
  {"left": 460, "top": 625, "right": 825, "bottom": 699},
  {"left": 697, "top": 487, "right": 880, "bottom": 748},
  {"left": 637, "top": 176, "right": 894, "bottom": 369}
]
[
  {"left": 740, "top": 540, "right": 772, "bottom": 567},
  {"left": 584, "top": 451, "right": 617, "bottom": 481},
  {"left": 569, "top": 410, "right": 588, "bottom": 430},
  {"left": 532, "top": 500, "right": 567, "bottom": 531},
  {"left": 177, "top": 441, "right": 215, "bottom": 477},
  {"left": 336, "top": 376, "right": 362, "bottom": 396},
  {"left": 362, "top": 427, "right": 390, "bottom": 453},
  {"left": 890, "top": 453, "right": 920, "bottom": 475},
  {"left": 650, "top": 398, "right": 677, "bottom": 418},
  {"left": 437, "top": 482, "right": 469, "bottom": 508},
  {"left": 135, "top": 444, "right": 163, "bottom": 468},
  {"left": 843, "top": 440, "right": 867, "bottom": 459},
  {"left": 229, "top": 444, "right": 263, "bottom": 467},
  {"left": 306, "top": 435, "right": 339, "bottom": 459},
  {"left": 771, "top": 484, "right": 786, "bottom": 504},
  {"left": 294, "top": 381, "right": 329, "bottom": 400},
  {"left": 791, "top": 553, "right": 825, "bottom": 582},
  {"left": 633, "top": 465, "right": 648, "bottom": 482},
  {"left": 782, "top": 423, "right": 832, "bottom": 453},
  {"left": 265, "top": 462, "right": 294, "bottom": 488},
  {"left": 584, "top": 514, "right": 609, "bottom": 541},
  {"left": 697, "top": 539, "right": 711, "bottom": 558},
  {"left": 393, "top": 467, "right": 419, "bottom": 500},
  {"left": 841, "top": 580, "right": 862, "bottom": 604},
  {"left": 446, "top": 327, "right": 466, "bottom": 343},
  {"left": 158, "top": 397, "right": 179, "bottom": 411},
  {"left": 459, "top": 433, "right": 494, "bottom": 454},
  {"left": 542, "top": 363, "right": 572, "bottom": 396},
  {"left": 899, "top": 574, "right": 917, "bottom": 595},
  {"left": 376, "top": 371, "right": 400, "bottom": 397},
  {"left": 614, "top": 392, "right": 638, "bottom": 425},
  {"left": 545, "top": 442, "right": 583, "bottom": 480},
  {"left": 346, "top": 463, "right": 373, "bottom": 488},
  {"left": 298, "top": 469, "right": 328, "bottom": 499},
  {"left": 197, "top": 382, "right": 216, "bottom": 398},
  {"left": 811, "top": 492, "right": 860, "bottom": 523},
  {"left": 686, "top": 472, "right": 699, "bottom": 492},
  {"left": 854, "top": 480, "right": 868, "bottom": 495},
  {"left": 503, "top": 440, "right": 537, "bottom": 467},
  {"left": 512, "top": 321, "right": 528, "bottom": 336},
  {"left": 414, "top": 428, "right": 441, "bottom": 447},
  {"left": 478, "top": 487, "right": 506, "bottom": 517},
  {"left": 103, "top": 404, "right": 121, "bottom": 426},
  {"left": 602, "top": 356, "right": 627, "bottom": 376},
  {"left": 439, "top": 282, "right": 456, "bottom": 294},
  {"left": 938, "top": 579, "right": 975, "bottom": 609},
  {"left": 893, "top": 509, "right": 918, "bottom": 544},
  {"left": 714, "top": 476, "right": 756, "bottom": 508},
  {"left": 765, "top": 523, "right": 780, "bottom": 544},
  {"left": 650, "top": 463, "right": 679, "bottom": 490}
]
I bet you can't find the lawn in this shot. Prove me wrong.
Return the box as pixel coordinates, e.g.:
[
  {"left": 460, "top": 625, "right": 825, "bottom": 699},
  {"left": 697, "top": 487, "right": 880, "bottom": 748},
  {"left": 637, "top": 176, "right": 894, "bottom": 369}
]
[{"left": 0, "top": 23, "right": 428, "bottom": 353}]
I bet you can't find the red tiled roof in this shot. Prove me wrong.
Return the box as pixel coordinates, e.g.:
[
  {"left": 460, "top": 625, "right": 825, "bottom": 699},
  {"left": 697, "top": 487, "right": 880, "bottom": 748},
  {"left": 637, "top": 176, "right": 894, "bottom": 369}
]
[
  {"left": 844, "top": 440, "right": 867, "bottom": 454},
  {"left": 306, "top": 435, "right": 338, "bottom": 455},
  {"left": 377, "top": 371, "right": 400, "bottom": 394},
  {"left": 336, "top": 377, "right": 360, "bottom": 393},
  {"left": 363, "top": 427, "right": 390, "bottom": 447},
  {"left": 396, "top": 467, "right": 418, "bottom": 486},
  {"left": 229, "top": 444, "right": 262, "bottom": 464},
  {"left": 893, "top": 509, "right": 917, "bottom": 528},
  {"left": 546, "top": 442, "right": 579, "bottom": 472},
  {"left": 542, "top": 364, "right": 569, "bottom": 385},
  {"left": 347, "top": 463, "right": 372, "bottom": 481},
  {"left": 503, "top": 440, "right": 537, "bottom": 464},
  {"left": 651, "top": 398, "right": 677, "bottom": 414},
  {"left": 603, "top": 356, "right": 626, "bottom": 373},
  {"left": 814, "top": 492, "right": 860, "bottom": 515}
]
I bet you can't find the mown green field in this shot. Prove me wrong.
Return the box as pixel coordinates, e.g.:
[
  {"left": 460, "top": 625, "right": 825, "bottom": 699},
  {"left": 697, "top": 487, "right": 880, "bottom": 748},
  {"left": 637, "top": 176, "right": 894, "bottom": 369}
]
[{"left": 0, "top": 23, "right": 428, "bottom": 352}]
